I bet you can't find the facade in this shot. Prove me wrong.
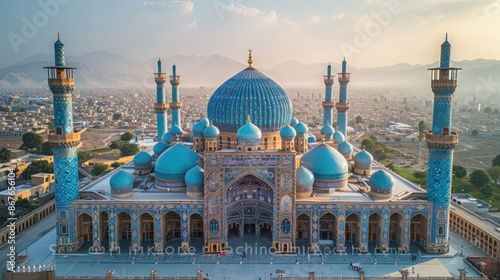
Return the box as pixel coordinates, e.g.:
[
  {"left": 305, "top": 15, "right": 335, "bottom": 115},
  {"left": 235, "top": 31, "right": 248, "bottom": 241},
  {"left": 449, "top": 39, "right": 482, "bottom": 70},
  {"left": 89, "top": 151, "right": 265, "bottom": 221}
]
[{"left": 48, "top": 35, "right": 460, "bottom": 256}]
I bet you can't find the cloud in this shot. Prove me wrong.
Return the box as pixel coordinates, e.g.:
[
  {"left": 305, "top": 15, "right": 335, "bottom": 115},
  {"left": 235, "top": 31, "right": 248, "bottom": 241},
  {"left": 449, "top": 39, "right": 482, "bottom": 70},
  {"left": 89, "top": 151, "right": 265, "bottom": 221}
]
[
  {"left": 330, "top": 13, "right": 346, "bottom": 21},
  {"left": 186, "top": 20, "right": 198, "bottom": 29},
  {"left": 136, "top": 12, "right": 159, "bottom": 23},
  {"left": 169, "top": 0, "right": 194, "bottom": 13},
  {"left": 223, "top": 3, "right": 278, "bottom": 28}
]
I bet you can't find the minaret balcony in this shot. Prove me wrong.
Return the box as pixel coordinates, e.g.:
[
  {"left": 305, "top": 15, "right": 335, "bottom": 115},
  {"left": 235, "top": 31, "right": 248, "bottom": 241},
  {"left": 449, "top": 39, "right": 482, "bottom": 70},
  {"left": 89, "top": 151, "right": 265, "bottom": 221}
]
[
  {"left": 48, "top": 130, "right": 81, "bottom": 149},
  {"left": 431, "top": 79, "right": 457, "bottom": 88},
  {"left": 323, "top": 76, "right": 334, "bottom": 85},
  {"left": 425, "top": 131, "right": 458, "bottom": 150},
  {"left": 321, "top": 101, "right": 335, "bottom": 109},
  {"left": 154, "top": 73, "right": 167, "bottom": 83},
  {"left": 335, "top": 102, "right": 350, "bottom": 111},
  {"left": 48, "top": 78, "right": 75, "bottom": 88},
  {"left": 154, "top": 103, "right": 169, "bottom": 110},
  {"left": 170, "top": 76, "right": 180, "bottom": 85},
  {"left": 337, "top": 73, "right": 351, "bottom": 83},
  {"left": 169, "top": 102, "right": 182, "bottom": 109}
]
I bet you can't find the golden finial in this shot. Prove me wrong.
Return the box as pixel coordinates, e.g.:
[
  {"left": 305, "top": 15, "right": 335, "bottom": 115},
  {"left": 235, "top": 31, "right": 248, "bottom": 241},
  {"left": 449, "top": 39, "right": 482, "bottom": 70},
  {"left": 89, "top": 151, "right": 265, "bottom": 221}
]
[
  {"left": 248, "top": 49, "right": 253, "bottom": 68},
  {"left": 57, "top": 31, "right": 60, "bottom": 40},
  {"left": 247, "top": 115, "right": 251, "bottom": 123}
]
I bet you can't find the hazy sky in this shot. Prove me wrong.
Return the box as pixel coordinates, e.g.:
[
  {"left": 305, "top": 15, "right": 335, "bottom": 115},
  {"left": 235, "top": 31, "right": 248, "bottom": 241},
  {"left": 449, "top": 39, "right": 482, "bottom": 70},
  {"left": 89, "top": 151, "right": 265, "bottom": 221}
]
[{"left": 1, "top": 0, "right": 499, "bottom": 68}]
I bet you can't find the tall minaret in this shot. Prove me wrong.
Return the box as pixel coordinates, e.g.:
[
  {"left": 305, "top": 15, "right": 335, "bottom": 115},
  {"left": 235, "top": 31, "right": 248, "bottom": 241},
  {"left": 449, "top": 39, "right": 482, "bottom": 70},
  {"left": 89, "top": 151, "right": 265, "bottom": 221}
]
[
  {"left": 322, "top": 63, "right": 335, "bottom": 126},
  {"left": 336, "top": 58, "right": 351, "bottom": 137},
  {"left": 170, "top": 64, "right": 181, "bottom": 128},
  {"left": 154, "top": 58, "right": 168, "bottom": 138},
  {"left": 44, "top": 33, "right": 80, "bottom": 253},
  {"left": 425, "top": 34, "right": 461, "bottom": 253}
]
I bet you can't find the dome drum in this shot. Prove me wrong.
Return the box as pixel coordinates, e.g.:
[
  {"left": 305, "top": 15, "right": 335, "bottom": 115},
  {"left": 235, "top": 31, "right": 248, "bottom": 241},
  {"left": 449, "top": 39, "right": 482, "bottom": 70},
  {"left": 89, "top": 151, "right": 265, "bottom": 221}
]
[
  {"left": 370, "top": 186, "right": 392, "bottom": 199},
  {"left": 111, "top": 185, "right": 133, "bottom": 198},
  {"left": 186, "top": 184, "right": 204, "bottom": 198},
  {"left": 353, "top": 165, "right": 372, "bottom": 176},
  {"left": 296, "top": 184, "right": 313, "bottom": 198},
  {"left": 313, "top": 179, "right": 348, "bottom": 193},
  {"left": 109, "top": 170, "right": 134, "bottom": 198},
  {"left": 155, "top": 179, "right": 186, "bottom": 191},
  {"left": 237, "top": 138, "right": 261, "bottom": 151}
]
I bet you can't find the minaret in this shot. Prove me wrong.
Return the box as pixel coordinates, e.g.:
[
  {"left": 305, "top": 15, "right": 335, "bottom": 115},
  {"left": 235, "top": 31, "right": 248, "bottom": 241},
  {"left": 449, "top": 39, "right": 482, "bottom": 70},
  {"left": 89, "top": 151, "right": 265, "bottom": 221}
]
[
  {"left": 425, "top": 34, "right": 461, "bottom": 253},
  {"left": 44, "top": 33, "right": 80, "bottom": 253},
  {"left": 170, "top": 64, "right": 181, "bottom": 128},
  {"left": 336, "top": 58, "right": 351, "bottom": 137},
  {"left": 154, "top": 58, "right": 168, "bottom": 138},
  {"left": 322, "top": 63, "right": 335, "bottom": 126}
]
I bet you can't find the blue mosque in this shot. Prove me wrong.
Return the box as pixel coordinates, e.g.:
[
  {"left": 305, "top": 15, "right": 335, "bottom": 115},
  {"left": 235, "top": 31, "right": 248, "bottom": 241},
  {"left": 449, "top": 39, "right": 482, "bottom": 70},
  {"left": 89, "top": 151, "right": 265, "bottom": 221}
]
[{"left": 45, "top": 34, "right": 460, "bottom": 257}]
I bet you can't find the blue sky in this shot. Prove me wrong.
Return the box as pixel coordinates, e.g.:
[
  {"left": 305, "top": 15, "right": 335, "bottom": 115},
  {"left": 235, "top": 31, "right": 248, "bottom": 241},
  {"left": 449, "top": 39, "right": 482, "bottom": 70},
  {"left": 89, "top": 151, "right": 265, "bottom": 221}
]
[{"left": 1, "top": 0, "right": 499, "bottom": 68}]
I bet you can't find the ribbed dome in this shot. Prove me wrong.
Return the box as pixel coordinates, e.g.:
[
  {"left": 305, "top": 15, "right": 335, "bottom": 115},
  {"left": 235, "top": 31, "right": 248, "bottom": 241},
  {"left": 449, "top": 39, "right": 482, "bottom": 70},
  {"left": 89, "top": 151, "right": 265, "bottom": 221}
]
[
  {"left": 162, "top": 132, "right": 171, "bottom": 142},
  {"left": 338, "top": 141, "right": 353, "bottom": 154},
  {"left": 294, "top": 122, "right": 308, "bottom": 133},
  {"left": 133, "top": 151, "right": 152, "bottom": 166},
  {"left": 354, "top": 149, "right": 373, "bottom": 166},
  {"left": 280, "top": 125, "right": 296, "bottom": 138},
  {"left": 204, "top": 125, "right": 220, "bottom": 137},
  {"left": 193, "top": 121, "right": 207, "bottom": 135},
  {"left": 301, "top": 143, "right": 348, "bottom": 180},
  {"left": 333, "top": 131, "right": 345, "bottom": 143},
  {"left": 207, "top": 67, "right": 292, "bottom": 133},
  {"left": 155, "top": 144, "right": 199, "bottom": 180},
  {"left": 237, "top": 122, "right": 262, "bottom": 140},
  {"left": 370, "top": 170, "right": 394, "bottom": 189},
  {"left": 290, "top": 117, "right": 299, "bottom": 126},
  {"left": 320, "top": 124, "right": 335, "bottom": 135},
  {"left": 296, "top": 166, "right": 314, "bottom": 186},
  {"left": 185, "top": 166, "right": 204, "bottom": 186},
  {"left": 110, "top": 170, "right": 134, "bottom": 188},
  {"left": 169, "top": 124, "right": 183, "bottom": 135},
  {"left": 153, "top": 141, "right": 168, "bottom": 155},
  {"left": 307, "top": 133, "right": 316, "bottom": 143},
  {"left": 200, "top": 117, "right": 209, "bottom": 126}
]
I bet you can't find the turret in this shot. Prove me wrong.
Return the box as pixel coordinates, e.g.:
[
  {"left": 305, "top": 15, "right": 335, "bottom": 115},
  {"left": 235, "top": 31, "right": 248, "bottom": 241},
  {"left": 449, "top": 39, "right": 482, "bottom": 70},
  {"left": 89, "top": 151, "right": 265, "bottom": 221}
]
[
  {"left": 336, "top": 58, "right": 351, "bottom": 138},
  {"left": 170, "top": 64, "right": 182, "bottom": 128},
  {"left": 154, "top": 58, "right": 168, "bottom": 138}
]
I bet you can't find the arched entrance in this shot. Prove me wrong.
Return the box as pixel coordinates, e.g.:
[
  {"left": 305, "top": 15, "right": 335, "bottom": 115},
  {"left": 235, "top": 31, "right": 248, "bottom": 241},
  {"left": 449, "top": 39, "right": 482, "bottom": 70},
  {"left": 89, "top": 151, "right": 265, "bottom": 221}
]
[
  {"left": 117, "top": 212, "right": 131, "bottom": 248},
  {"left": 369, "top": 213, "right": 383, "bottom": 249},
  {"left": 390, "top": 212, "right": 404, "bottom": 249},
  {"left": 346, "top": 213, "right": 361, "bottom": 247},
  {"left": 226, "top": 174, "right": 274, "bottom": 250},
  {"left": 319, "top": 213, "right": 336, "bottom": 247},
  {"left": 140, "top": 213, "right": 154, "bottom": 248},
  {"left": 296, "top": 213, "right": 311, "bottom": 247},
  {"left": 162, "top": 211, "right": 181, "bottom": 248},
  {"left": 99, "top": 212, "right": 109, "bottom": 250},
  {"left": 76, "top": 213, "right": 92, "bottom": 245},
  {"left": 411, "top": 214, "right": 429, "bottom": 250}
]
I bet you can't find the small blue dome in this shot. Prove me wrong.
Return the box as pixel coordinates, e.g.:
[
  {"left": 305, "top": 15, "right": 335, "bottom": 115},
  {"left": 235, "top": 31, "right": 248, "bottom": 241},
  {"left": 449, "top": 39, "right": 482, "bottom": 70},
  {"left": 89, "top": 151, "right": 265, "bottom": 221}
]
[
  {"left": 204, "top": 125, "right": 220, "bottom": 137},
  {"left": 169, "top": 124, "right": 183, "bottom": 135},
  {"left": 155, "top": 144, "right": 199, "bottom": 180},
  {"left": 280, "top": 125, "right": 296, "bottom": 138},
  {"left": 338, "top": 141, "right": 353, "bottom": 154},
  {"left": 162, "top": 132, "right": 172, "bottom": 142},
  {"left": 110, "top": 170, "right": 134, "bottom": 189},
  {"left": 294, "top": 122, "right": 308, "bottom": 133},
  {"left": 296, "top": 166, "right": 314, "bottom": 186},
  {"left": 133, "top": 151, "right": 152, "bottom": 166},
  {"left": 301, "top": 143, "right": 348, "bottom": 180},
  {"left": 185, "top": 166, "right": 204, "bottom": 186},
  {"left": 200, "top": 117, "right": 209, "bottom": 126},
  {"left": 333, "top": 131, "right": 345, "bottom": 143},
  {"left": 193, "top": 121, "right": 207, "bottom": 135},
  {"left": 307, "top": 133, "right": 316, "bottom": 143},
  {"left": 237, "top": 122, "right": 262, "bottom": 140},
  {"left": 320, "top": 124, "right": 335, "bottom": 135},
  {"left": 153, "top": 141, "right": 168, "bottom": 155},
  {"left": 370, "top": 170, "right": 394, "bottom": 189},
  {"left": 290, "top": 117, "right": 299, "bottom": 126},
  {"left": 354, "top": 149, "right": 373, "bottom": 166}
]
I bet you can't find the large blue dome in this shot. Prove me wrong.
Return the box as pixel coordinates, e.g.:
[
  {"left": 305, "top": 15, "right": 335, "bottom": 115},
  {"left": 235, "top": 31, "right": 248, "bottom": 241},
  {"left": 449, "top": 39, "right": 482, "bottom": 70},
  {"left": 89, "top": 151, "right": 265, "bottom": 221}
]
[
  {"left": 301, "top": 143, "right": 348, "bottom": 180},
  {"left": 155, "top": 144, "right": 199, "bottom": 180},
  {"left": 207, "top": 67, "right": 292, "bottom": 133}
]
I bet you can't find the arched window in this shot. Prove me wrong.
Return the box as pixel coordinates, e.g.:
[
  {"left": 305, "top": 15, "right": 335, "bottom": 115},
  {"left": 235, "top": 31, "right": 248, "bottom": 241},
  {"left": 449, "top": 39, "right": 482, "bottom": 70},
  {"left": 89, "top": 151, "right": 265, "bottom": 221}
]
[
  {"left": 442, "top": 127, "right": 449, "bottom": 136},
  {"left": 438, "top": 226, "right": 444, "bottom": 235},
  {"left": 56, "top": 127, "right": 63, "bottom": 135},
  {"left": 227, "top": 137, "right": 231, "bottom": 149}
]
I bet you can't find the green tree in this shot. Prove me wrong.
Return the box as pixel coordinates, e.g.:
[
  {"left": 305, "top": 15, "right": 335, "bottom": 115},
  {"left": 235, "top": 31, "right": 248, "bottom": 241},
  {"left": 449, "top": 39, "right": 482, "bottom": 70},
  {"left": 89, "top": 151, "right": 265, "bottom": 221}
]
[
  {"left": 109, "top": 140, "right": 124, "bottom": 149},
  {"left": 493, "top": 154, "right": 500, "bottom": 167},
  {"left": 369, "top": 135, "right": 377, "bottom": 142},
  {"left": 120, "top": 143, "right": 140, "bottom": 156},
  {"left": 22, "top": 160, "right": 54, "bottom": 180},
  {"left": 355, "top": 115, "right": 363, "bottom": 124},
  {"left": 78, "top": 151, "right": 92, "bottom": 164},
  {"left": 361, "top": 138, "right": 375, "bottom": 150},
  {"left": 413, "top": 171, "right": 427, "bottom": 185},
  {"left": 120, "top": 131, "right": 135, "bottom": 141},
  {"left": 112, "top": 113, "right": 122, "bottom": 121},
  {"left": 0, "top": 147, "right": 11, "bottom": 163},
  {"left": 418, "top": 120, "right": 426, "bottom": 142},
  {"left": 386, "top": 163, "right": 395, "bottom": 171},
  {"left": 20, "top": 132, "right": 43, "bottom": 150},
  {"left": 486, "top": 166, "right": 500, "bottom": 184},
  {"left": 15, "top": 198, "right": 31, "bottom": 208},
  {"left": 469, "top": 169, "right": 492, "bottom": 188},
  {"left": 92, "top": 163, "right": 109, "bottom": 176},
  {"left": 40, "top": 141, "right": 53, "bottom": 155},
  {"left": 479, "top": 183, "right": 494, "bottom": 198},
  {"left": 385, "top": 137, "right": 391, "bottom": 142},
  {"left": 452, "top": 165, "right": 467, "bottom": 179},
  {"left": 111, "top": 162, "right": 123, "bottom": 169},
  {"left": 471, "top": 129, "right": 479, "bottom": 136}
]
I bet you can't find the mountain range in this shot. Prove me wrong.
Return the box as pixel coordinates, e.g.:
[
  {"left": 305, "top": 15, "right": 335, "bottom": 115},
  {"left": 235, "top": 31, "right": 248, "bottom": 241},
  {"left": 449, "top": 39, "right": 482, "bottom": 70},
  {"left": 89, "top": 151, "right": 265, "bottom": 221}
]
[{"left": 1, "top": 50, "right": 499, "bottom": 91}]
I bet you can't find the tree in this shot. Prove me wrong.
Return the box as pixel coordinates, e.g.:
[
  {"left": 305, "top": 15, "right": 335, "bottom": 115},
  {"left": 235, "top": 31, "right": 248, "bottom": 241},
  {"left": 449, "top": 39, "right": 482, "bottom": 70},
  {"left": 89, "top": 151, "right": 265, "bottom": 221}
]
[
  {"left": 109, "top": 140, "right": 124, "bottom": 150},
  {"left": 355, "top": 115, "right": 363, "bottom": 124},
  {"left": 471, "top": 129, "right": 479, "bottom": 137},
  {"left": 361, "top": 138, "right": 375, "bottom": 150},
  {"left": 418, "top": 120, "right": 426, "bottom": 142},
  {"left": 111, "top": 162, "right": 123, "bottom": 169},
  {"left": 369, "top": 135, "right": 377, "bottom": 142},
  {"left": 78, "top": 151, "right": 92, "bottom": 164},
  {"left": 22, "top": 160, "right": 54, "bottom": 180},
  {"left": 385, "top": 137, "right": 391, "bottom": 142},
  {"left": 479, "top": 184, "right": 494, "bottom": 198},
  {"left": 120, "top": 143, "right": 140, "bottom": 156},
  {"left": 15, "top": 198, "right": 31, "bottom": 208},
  {"left": 92, "top": 163, "right": 109, "bottom": 176},
  {"left": 487, "top": 166, "right": 500, "bottom": 184},
  {"left": 413, "top": 171, "right": 427, "bottom": 185},
  {"left": 20, "top": 132, "right": 43, "bottom": 150},
  {"left": 112, "top": 113, "right": 122, "bottom": 121},
  {"left": 469, "top": 169, "right": 492, "bottom": 188},
  {"left": 493, "top": 154, "right": 500, "bottom": 167},
  {"left": 0, "top": 147, "right": 11, "bottom": 163},
  {"left": 120, "top": 131, "right": 135, "bottom": 141},
  {"left": 386, "top": 163, "right": 395, "bottom": 171},
  {"left": 40, "top": 141, "right": 53, "bottom": 155},
  {"left": 452, "top": 165, "right": 467, "bottom": 179}
]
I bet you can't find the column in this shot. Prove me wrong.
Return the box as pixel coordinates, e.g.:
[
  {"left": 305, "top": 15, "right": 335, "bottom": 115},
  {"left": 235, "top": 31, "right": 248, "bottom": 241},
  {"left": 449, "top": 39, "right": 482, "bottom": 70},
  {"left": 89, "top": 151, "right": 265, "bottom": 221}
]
[
  {"left": 181, "top": 209, "right": 190, "bottom": 252},
  {"left": 311, "top": 210, "right": 319, "bottom": 252},
  {"left": 336, "top": 207, "right": 346, "bottom": 253},
  {"left": 131, "top": 210, "right": 140, "bottom": 252}
]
